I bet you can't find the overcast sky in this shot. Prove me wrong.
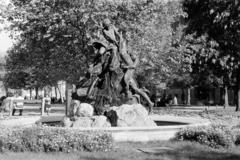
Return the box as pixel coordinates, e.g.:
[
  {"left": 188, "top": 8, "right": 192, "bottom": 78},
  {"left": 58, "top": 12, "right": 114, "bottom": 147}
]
[
  {"left": 0, "top": 31, "right": 13, "bottom": 55},
  {"left": 0, "top": 0, "right": 12, "bottom": 56}
]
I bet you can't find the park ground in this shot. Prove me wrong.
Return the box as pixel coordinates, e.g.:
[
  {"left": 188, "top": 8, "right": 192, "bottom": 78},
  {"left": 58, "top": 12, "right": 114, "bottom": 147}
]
[
  {"left": 1, "top": 141, "right": 240, "bottom": 160},
  {"left": 1, "top": 104, "right": 240, "bottom": 160}
]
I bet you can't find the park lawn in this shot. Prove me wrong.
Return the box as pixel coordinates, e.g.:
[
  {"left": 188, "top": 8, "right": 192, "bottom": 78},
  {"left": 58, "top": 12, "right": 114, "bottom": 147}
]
[
  {"left": 1, "top": 106, "right": 240, "bottom": 160},
  {"left": 1, "top": 141, "right": 240, "bottom": 160}
]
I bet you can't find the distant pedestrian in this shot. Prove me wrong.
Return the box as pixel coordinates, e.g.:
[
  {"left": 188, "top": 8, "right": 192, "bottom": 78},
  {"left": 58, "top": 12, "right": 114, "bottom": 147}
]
[
  {"left": 45, "top": 94, "right": 51, "bottom": 115},
  {"left": 156, "top": 97, "right": 161, "bottom": 107},
  {"left": 173, "top": 94, "right": 178, "bottom": 105}
]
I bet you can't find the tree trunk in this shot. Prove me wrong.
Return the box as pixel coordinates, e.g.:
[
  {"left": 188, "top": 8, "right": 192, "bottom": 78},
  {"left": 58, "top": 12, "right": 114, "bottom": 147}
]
[
  {"left": 54, "top": 86, "right": 58, "bottom": 99},
  {"left": 56, "top": 84, "right": 64, "bottom": 103},
  {"left": 30, "top": 89, "right": 32, "bottom": 100},
  {"left": 65, "top": 83, "right": 72, "bottom": 116},
  {"left": 224, "top": 85, "right": 229, "bottom": 109},
  {"left": 181, "top": 88, "right": 185, "bottom": 105},
  {"left": 35, "top": 87, "right": 39, "bottom": 99},
  {"left": 237, "top": 81, "right": 240, "bottom": 111},
  {"left": 186, "top": 87, "right": 191, "bottom": 105},
  {"left": 43, "top": 87, "right": 46, "bottom": 97},
  {"left": 213, "top": 88, "right": 216, "bottom": 105}
]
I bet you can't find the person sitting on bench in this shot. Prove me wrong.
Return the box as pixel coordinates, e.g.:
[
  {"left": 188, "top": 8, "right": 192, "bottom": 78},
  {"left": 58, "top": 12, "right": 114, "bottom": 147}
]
[{"left": 12, "top": 92, "right": 24, "bottom": 116}]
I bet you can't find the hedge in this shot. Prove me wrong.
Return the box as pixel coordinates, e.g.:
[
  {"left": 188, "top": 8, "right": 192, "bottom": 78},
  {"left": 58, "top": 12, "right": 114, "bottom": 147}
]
[
  {"left": 0, "top": 126, "right": 113, "bottom": 152},
  {"left": 174, "top": 125, "right": 235, "bottom": 149}
]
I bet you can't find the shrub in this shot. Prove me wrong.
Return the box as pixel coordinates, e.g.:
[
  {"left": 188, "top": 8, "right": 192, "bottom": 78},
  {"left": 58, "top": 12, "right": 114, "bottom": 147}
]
[
  {"left": 233, "top": 129, "right": 240, "bottom": 145},
  {"left": 174, "top": 124, "right": 235, "bottom": 149},
  {"left": 0, "top": 127, "right": 25, "bottom": 152},
  {"left": 0, "top": 126, "right": 113, "bottom": 152}
]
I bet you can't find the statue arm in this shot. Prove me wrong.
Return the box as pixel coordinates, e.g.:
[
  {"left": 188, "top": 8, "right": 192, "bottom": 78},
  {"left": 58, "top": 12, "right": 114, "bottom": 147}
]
[
  {"left": 120, "top": 54, "right": 139, "bottom": 69},
  {"left": 131, "top": 54, "right": 139, "bottom": 68},
  {"left": 113, "top": 26, "right": 120, "bottom": 42},
  {"left": 113, "top": 26, "right": 119, "bottom": 35},
  {"left": 126, "top": 54, "right": 139, "bottom": 69}
]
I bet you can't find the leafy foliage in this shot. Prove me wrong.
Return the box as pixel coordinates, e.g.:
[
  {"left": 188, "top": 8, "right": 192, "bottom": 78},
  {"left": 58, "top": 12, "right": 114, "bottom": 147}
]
[
  {"left": 182, "top": 0, "right": 240, "bottom": 109},
  {"left": 183, "top": 0, "right": 240, "bottom": 83},
  {"left": 2, "top": 0, "right": 186, "bottom": 89}
]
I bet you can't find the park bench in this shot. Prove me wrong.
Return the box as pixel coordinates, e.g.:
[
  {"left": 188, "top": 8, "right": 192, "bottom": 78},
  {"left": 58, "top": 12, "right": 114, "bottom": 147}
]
[{"left": 5, "top": 98, "right": 47, "bottom": 116}]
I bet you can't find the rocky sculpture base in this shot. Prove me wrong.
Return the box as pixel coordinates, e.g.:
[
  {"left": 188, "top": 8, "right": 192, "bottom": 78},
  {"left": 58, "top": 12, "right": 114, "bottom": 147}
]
[
  {"left": 110, "top": 104, "right": 156, "bottom": 127},
  {"left": 61, "top": 101, "right": 156, "bottom": 128}
]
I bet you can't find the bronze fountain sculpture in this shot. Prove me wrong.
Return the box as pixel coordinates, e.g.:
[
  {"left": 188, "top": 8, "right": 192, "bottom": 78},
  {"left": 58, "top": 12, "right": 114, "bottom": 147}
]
[{"left": 78, "top": 19, "right": 154, "bottom": 115}]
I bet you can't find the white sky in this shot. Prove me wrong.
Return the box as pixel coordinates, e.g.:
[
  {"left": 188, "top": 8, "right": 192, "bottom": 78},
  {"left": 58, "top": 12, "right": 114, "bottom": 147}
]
[
  {"left": 0, "top": 31, "right": 13, "bottom": 55},
  {"left": 0, "top": 0, "right": 12, "bottom": 56}
]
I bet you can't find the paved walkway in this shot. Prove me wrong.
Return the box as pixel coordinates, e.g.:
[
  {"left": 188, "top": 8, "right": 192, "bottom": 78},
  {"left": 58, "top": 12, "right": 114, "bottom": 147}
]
[
  {"left": 1, "top": 103, "right": 229, "bottom": 119},
  {"left": 0, "top": 116, "right": 41, "bottom": 127},
  {"left": 154, "top": 105, "right": 226, "bottom": 112}
]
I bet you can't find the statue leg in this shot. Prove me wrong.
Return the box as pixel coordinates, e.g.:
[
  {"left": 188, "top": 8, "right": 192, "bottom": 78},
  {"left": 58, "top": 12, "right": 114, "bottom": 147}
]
[
  {"left": 129, "top": 80, "right": 154, "bottom": 114},
  {"left": 87, "top": 77, "right": 99, "bottom": 98},
  {"left": 123, "top": 70, "right": 131, "bottom": 94},
  {"left": 109, "top": 46, "right": 120, "bottom": 71}
]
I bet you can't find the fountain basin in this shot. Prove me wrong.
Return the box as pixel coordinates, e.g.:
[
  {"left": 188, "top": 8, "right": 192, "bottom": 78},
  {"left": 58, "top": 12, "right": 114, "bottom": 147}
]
[
  {"left": 0, "top": 114, "right": 210, "bottom": 142},
  {"left": 76, "top": 115, "right": 210, "bottom": 142},
  {"left": 39, "top": 114, "right": 210, "bottom": 141}
]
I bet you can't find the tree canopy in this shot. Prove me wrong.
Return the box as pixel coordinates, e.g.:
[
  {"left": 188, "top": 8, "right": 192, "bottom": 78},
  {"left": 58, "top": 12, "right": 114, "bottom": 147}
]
[
  {"left": 2, "top": 0, "right": 186, "bottom": 89},
  {"left": 183, "top": 0, "right": 240, "bottom": 80},
  {"left": 183, "top": 0, "right": 240, "bottom": 109}
]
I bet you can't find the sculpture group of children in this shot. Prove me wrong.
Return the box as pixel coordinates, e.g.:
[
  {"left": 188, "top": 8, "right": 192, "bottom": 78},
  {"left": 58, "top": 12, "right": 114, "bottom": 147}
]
[{"left": 83, "top": 19, "right": 154, "bottom": 113}]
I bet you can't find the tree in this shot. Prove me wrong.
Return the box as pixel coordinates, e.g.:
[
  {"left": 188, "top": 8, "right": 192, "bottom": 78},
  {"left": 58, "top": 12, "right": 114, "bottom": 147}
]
[
  {"left": 4, "top": 41, "right": 59, "bottom": 90},
  {"left": 166, "top": 34, "right": 218, "bottom": 105},
  {"left": 183, "top": 0, "right": 240, "bottom": 110},
  {"left": 3, "top": 0, "right": 186, "bottom": 91}
]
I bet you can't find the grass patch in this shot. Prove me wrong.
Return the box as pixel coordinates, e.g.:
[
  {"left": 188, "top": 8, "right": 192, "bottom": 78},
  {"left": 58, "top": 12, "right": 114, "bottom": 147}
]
[{"left": 1, "top": 141, "right": 240, "bottom": 160}]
